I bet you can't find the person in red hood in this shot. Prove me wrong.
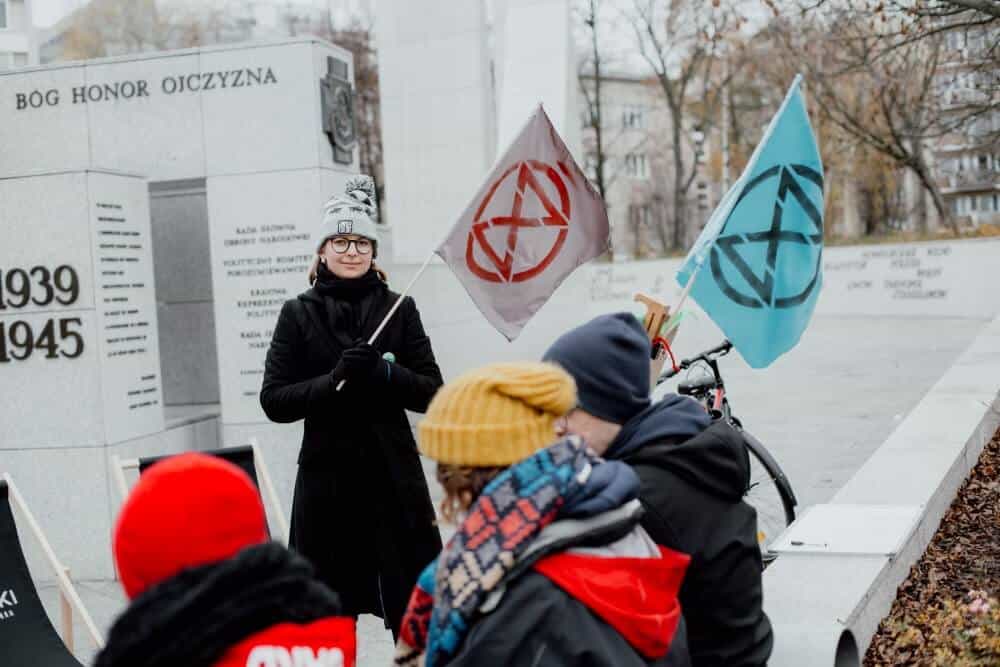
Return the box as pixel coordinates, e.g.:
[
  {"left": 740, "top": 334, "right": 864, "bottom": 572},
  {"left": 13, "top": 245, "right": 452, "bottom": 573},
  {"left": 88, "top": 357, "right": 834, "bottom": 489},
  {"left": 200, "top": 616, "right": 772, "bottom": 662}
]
[
  {"left": 94, "top": 453, "right": 357, "bottom": 667},
  {"left": 394, "top": 362, "right": 691, "bottom": 667}
]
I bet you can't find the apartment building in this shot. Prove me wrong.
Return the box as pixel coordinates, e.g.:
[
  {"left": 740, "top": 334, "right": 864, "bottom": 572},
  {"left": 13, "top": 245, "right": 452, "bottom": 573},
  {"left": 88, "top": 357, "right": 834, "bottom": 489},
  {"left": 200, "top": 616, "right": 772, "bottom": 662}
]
[
  {"left": 0, "top": 0, "right": 37, "bottom": 69},
  {"left": 580, "top": 71, "right": 719, "bottom": 260},
  {"left": 933, "top": 24, "right": 1000, "bottom": 227}
]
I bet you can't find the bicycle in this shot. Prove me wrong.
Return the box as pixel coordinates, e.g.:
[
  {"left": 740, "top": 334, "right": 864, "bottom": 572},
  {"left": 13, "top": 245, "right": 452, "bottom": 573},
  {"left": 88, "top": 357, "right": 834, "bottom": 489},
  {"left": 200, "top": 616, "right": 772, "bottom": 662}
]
[{"left": 656, "top": 340, "right": 798, "bottom": 563}]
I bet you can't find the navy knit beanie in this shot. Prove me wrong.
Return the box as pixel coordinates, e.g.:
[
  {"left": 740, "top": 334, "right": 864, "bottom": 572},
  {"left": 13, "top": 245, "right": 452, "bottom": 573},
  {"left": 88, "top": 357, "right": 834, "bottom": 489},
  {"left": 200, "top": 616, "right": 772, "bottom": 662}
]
[{"left": 543, "top": 312, "right": 651, "bottom": 425}]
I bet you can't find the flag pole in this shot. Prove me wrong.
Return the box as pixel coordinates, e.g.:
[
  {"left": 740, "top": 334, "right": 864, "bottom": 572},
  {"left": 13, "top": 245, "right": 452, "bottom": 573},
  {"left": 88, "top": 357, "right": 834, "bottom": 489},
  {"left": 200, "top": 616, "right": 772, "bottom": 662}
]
[{"left": 336, "top": 250, "right": 436, "bottom": 392}]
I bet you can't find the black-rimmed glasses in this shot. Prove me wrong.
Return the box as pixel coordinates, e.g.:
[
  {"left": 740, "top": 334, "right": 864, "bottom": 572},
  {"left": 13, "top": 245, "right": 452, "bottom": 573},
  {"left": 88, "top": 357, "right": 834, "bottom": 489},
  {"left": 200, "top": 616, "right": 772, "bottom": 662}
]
[{"left": 329, "top": 237, "right": 373, "bottom": 255}]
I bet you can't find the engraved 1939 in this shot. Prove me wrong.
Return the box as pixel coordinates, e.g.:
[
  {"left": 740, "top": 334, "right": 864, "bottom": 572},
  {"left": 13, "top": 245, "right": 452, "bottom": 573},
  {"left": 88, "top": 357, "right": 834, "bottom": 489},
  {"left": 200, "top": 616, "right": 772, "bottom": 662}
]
[{"left": 0, "top": 265, "right": 84, "bottom": 363}]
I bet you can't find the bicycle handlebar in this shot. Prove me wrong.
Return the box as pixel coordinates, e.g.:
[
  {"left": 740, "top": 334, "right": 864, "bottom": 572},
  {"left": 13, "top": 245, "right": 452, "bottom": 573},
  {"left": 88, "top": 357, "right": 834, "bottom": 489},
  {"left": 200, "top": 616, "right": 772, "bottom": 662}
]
[{"left": 658, "top": 340, "right": 733, "bottom": 382}]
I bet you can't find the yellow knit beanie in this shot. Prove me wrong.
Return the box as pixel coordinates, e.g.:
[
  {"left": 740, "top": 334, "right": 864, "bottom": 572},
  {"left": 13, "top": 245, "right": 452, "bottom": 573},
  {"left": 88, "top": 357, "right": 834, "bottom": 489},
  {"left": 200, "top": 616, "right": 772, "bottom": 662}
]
[{"left": 418, "top": 362, "right": 577, "bottom": 467}]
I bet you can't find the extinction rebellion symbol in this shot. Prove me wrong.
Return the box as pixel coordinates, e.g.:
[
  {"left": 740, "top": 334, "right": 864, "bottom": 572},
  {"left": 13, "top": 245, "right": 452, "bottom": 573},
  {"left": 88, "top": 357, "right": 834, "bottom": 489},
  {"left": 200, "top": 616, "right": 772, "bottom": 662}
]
[
  {"left": 465, "top": 160, "right": 571, "bottom": 283},
  {"left": 710, "top": 164, "right": 824, "bottom": 309}
]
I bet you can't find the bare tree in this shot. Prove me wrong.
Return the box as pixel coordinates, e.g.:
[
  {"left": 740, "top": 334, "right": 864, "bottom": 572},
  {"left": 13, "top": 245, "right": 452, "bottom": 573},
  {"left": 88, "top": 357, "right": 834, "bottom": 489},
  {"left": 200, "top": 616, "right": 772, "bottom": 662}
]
[
  {"left": 577, "top": 0, "right": 611, "bottom": 201},
  {"left": 764, "top": 7, "right": 970, "bottom": 233},
  {"left": 56, "top": 0, "right": 218, "bottom": 60},
  {"left": 887, "top": 0, "right": 1000, "bottom": 21},
  {"left": 576, "top": 0, "right": 665, "bottom": 258},
  {"left": 627, "top": 0, "right": 739, "bottom": 251},
  {"left": 790, "top": 0, "right": 1000, "bottom": 21},
  {"left": 781, "top": 0, "right": 999, "bottom": 133},
  {"left": 715, "top": 26, "right": 909, "bottom": 239}
]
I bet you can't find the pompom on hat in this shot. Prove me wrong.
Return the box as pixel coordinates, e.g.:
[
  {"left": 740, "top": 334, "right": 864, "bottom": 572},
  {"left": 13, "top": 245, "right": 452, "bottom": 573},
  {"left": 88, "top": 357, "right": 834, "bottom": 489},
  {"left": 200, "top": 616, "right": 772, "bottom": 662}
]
[
  {"left": 112, "top": 453, "right": 268, "bottom": 599},
  {"left": 315, "top": 174, "right": 379, "bottom": 253},
  {"left": 418, "top": 362, "right": 577, "bottom": 467}
]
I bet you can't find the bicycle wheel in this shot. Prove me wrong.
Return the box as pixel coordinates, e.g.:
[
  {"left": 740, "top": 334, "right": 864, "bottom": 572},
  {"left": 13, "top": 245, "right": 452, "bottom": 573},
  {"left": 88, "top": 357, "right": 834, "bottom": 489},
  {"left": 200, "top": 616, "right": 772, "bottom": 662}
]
[{"left": 741, "top": 430, "right": 797, "bottom": 563}]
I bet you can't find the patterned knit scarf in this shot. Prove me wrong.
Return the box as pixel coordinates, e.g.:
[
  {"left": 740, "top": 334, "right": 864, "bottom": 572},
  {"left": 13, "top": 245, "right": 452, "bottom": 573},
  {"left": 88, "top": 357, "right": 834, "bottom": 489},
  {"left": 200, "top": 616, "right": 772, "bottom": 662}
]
[{"left": 394, "top": 437, "right": 595, "bottom": 667}]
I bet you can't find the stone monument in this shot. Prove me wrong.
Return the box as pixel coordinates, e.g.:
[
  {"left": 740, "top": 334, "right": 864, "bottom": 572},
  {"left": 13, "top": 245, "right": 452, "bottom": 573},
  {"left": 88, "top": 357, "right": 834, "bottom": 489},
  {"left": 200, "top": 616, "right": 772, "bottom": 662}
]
[{"left": 0, "top": 37, "right": 359, "bottom": 579}]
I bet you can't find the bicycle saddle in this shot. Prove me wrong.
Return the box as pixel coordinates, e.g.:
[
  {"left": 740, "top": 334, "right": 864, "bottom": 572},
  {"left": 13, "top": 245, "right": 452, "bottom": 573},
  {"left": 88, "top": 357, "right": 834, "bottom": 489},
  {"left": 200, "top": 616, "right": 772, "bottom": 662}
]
[{"left": 677, "top": 376, "right": 716, "bottom": 396}]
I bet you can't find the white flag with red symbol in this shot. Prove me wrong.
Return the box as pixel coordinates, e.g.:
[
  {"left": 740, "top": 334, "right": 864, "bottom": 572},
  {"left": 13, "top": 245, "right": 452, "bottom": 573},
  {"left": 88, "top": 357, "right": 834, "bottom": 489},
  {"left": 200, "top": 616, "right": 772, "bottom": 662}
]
[{"left": 437, "top": 106, "right": 610, "bottom": 340}]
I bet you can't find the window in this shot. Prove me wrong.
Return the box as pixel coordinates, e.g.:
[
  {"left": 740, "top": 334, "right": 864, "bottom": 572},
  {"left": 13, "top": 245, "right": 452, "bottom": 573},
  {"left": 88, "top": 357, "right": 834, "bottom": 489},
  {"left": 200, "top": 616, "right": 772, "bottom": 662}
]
[
  {"left": 981, "top": 194, "right": 996, "bottom": 212},
  {"left": 626, "top": 204, "right": 653, "bottom": 244},
  {"left": 584, "top": 153, "right": 599, "bottom": 182},
  {"left": 968, "top": 32, "right": 986, "bottom": 55},
  {"left": 622, "top": 105, "right": 645, "bottom": 130},
  {"left": 625, "top": 153, "right": 649, "bottom": 180},
  {"left": 978, "top": 155, "right": 989, "bottom": 171},
  {"left": 584, "top": 153, "right": 609, "bottom": 185},
  {"left": 945, "top": 31, "right": 964, "bottom": 51},
  {"left": 0, "top": 1, "right": 6, "bottom": 30},
  {"left": 639, "top": 205, "right": 652, "bottom": 227},
  {"left": 0, "top": 51, "right": 25, "bottom": 70}
]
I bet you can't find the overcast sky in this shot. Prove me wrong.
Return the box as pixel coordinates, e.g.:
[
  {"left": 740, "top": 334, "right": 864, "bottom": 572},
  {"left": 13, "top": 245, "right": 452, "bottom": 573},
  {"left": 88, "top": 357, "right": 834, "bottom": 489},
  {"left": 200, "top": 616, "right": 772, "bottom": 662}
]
[
  {"left": 31, "top": 0, "right": 369, "bottom": 27},
  {"left": 33, "top": 0, "right": 81, "bottom": 27},
  {"left": 33, "top": 0, "right": 772, "bottom": 33}
]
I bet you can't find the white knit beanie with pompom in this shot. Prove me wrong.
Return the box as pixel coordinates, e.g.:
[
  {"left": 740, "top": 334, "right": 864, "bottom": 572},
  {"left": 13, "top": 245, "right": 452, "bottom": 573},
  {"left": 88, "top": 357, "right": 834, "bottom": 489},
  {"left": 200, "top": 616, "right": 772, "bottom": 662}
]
[{"left": 315, "top": 174, "right": 379, "bottom": 252}]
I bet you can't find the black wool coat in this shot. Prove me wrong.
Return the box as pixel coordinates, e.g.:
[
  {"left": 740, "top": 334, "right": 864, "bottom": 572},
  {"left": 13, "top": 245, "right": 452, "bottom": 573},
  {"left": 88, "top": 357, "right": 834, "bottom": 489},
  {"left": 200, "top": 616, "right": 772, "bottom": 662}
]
[{"left": 260, "top": 284, "right": 443, "bottom": 634}]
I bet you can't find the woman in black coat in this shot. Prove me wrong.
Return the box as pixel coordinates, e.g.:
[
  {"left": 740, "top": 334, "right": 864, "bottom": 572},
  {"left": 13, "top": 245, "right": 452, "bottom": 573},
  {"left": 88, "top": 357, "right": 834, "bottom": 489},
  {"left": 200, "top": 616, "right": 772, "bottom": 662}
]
[{"left": 260, "top": 176, "right": 443, "bottom": 637}]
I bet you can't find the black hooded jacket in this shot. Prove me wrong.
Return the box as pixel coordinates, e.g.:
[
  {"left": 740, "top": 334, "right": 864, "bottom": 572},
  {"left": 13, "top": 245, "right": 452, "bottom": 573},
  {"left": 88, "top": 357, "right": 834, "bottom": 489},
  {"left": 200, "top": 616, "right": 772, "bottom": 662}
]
[{"left": 611, "top": 397, "right": 774, "bottom": 667}]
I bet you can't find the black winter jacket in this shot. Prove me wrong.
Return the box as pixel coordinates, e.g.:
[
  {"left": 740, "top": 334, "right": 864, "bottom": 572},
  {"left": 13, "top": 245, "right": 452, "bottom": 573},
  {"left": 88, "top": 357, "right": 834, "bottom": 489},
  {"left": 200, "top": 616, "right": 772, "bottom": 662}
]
[
  {"left": 260, "top": 281, "right": 443, "bottom": 634},
  {"left": 448, "top": 501, "right": 691, "bottom": 667},
  {"left": 616, "top": 404, "right": 774, "bottom": 667}
]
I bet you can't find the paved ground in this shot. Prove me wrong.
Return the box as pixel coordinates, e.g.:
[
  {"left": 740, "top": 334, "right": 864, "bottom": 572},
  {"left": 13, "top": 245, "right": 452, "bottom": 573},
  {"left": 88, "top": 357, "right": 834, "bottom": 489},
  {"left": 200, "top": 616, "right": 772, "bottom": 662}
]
[
  {"left": 674, "top": 314, "right": 988, "bottom": 509},
  {"left": 35, "top": 313, "right": 989, "bottom": 665}
]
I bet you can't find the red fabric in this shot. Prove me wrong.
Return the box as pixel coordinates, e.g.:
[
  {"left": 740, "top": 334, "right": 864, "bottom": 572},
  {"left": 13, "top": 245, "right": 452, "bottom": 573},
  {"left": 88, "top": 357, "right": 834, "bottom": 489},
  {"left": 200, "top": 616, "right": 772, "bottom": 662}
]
[
  {"left": 398, "top": 585, "right": 434, "bottom": 650},
  {"left": 215, "top": 617, "right": 357, "bottom": 667},
  {"left": 533, "top": 545, "right": 690, "bottom": 659},
  {"left": 113, "top": 453, "right": 268, "bottom": 599}
]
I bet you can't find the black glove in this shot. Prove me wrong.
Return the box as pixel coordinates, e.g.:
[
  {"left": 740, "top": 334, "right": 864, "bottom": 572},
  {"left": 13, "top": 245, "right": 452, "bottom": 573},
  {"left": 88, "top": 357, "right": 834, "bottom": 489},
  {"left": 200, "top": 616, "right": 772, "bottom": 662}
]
[{"left": 333, "top": 342, "right": 381, "bottom": 382}]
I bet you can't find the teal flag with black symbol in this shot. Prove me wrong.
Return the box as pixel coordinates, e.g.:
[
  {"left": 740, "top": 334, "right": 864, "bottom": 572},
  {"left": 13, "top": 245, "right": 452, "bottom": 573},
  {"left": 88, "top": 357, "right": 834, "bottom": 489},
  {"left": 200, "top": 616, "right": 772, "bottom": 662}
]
[{"left": 677, "top": 75, "right": 824, "bottom": 368}]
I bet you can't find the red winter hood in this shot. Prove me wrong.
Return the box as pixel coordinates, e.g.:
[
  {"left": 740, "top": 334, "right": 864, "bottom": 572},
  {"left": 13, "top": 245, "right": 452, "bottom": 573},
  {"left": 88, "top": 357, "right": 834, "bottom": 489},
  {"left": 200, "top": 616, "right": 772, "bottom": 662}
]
[
  {"left": 534, "top": 545, "right": 689, "bottom": 659},
  {"left": 215, "top": 617, "right": 357, "bottom": 667}
]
